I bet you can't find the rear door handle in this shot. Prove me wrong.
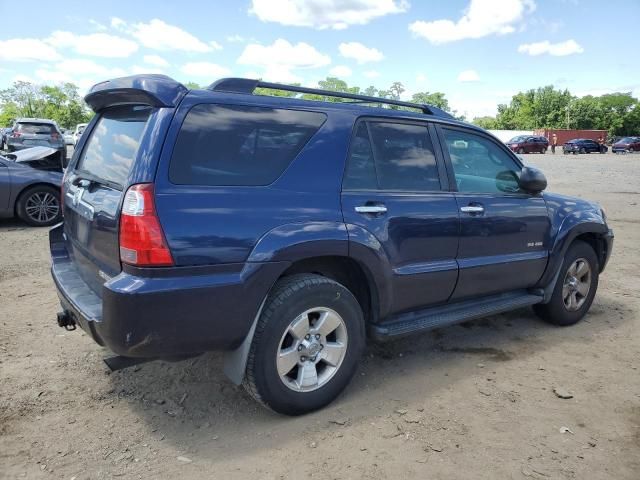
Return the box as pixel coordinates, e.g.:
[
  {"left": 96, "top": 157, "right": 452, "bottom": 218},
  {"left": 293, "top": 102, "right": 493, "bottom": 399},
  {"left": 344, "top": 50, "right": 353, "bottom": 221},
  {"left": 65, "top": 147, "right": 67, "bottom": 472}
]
[
  {"left": 355, "top": 205, "right": 387, "bottom": 214},
  {"left": 460, "top": 205, "right": 484, "bottom": 214}
]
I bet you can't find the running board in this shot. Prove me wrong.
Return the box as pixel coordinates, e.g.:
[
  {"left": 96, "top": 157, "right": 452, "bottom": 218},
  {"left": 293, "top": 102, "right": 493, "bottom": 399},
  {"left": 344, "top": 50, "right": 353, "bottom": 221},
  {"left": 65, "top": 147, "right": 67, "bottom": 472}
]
[{"left": 370, "top": 290, "right": 543, "bottom": 341}]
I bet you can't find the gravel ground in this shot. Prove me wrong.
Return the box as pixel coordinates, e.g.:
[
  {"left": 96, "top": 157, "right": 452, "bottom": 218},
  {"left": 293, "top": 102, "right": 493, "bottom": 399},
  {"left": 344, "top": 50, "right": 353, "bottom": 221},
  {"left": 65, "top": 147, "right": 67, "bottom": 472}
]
[{"left": 1, "top": 152, "right": 639, "bottom": 480}]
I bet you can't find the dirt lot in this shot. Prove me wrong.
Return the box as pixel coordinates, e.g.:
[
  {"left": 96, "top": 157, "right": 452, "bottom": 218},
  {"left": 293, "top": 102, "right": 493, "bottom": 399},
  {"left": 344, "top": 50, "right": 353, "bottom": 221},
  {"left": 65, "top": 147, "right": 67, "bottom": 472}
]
[{"left": 1, "top": 152, "right": 638, "bottom": 480}]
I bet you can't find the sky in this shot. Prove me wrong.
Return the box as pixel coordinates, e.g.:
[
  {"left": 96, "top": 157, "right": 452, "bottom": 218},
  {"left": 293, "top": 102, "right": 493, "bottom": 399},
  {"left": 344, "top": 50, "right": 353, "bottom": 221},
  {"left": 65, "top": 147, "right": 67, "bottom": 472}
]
[{"left": 1, "top": 0, "right": 638, "bottom": 118}]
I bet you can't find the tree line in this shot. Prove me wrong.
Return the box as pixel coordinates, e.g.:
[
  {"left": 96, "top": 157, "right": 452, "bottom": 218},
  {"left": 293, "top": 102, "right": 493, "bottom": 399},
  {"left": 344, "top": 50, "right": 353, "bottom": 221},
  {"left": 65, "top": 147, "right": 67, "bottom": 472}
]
[
  {"left": 0, "top": 81, "right": 92, "bottom": 130},
  {"left": 1, "top": 78, "right": 638, "bottom": 137}
]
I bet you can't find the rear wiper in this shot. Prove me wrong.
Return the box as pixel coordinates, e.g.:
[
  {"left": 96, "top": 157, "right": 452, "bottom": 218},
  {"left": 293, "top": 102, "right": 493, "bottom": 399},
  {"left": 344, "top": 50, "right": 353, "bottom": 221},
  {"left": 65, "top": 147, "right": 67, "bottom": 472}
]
[{"left": 72, "top": 172, "right": 121, "bottom": 191}]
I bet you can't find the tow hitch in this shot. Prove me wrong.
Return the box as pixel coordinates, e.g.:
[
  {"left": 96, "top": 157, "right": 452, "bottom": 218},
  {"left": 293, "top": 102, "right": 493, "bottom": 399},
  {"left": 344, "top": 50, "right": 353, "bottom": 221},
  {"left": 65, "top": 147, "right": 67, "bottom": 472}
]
[{"left": 56, "top": 311, "right": 76, "bottom": 331}]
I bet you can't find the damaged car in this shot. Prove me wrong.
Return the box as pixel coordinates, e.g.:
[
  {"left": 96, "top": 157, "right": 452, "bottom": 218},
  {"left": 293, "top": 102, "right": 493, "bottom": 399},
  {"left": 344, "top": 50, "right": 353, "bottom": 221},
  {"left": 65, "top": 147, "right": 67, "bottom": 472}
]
[{"left": 0, "top": 146, "right": 63, "bottom": 226}]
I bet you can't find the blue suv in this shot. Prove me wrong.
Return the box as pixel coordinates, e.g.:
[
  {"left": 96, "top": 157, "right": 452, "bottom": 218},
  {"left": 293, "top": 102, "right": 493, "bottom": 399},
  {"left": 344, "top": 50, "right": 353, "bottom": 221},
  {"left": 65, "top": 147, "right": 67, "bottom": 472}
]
[{"left": 51, "top": 75, "right": 613, "bottom": 415}]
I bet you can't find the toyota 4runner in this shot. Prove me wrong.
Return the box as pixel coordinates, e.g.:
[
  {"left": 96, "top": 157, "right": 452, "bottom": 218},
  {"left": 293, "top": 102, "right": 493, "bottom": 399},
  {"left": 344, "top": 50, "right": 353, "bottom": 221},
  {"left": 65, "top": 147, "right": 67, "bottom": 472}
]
[{"left": 50, "top": 75, "right": 613, "bottom": 415}]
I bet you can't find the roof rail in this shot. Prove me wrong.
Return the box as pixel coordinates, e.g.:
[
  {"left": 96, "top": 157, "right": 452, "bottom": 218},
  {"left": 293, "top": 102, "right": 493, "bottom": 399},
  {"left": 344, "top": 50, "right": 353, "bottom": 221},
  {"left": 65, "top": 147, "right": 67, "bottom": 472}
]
[{"left": 208, "top": 78, "right": 453, "bottom": 118}]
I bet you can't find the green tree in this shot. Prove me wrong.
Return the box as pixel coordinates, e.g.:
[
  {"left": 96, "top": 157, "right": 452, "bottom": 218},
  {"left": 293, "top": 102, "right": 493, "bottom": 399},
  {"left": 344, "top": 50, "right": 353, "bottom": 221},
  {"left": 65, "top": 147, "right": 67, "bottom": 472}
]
[
  {"left": 472, "top": 116, "right": 498, "bottom": 129},
  {"left": 411, "top": 91, "right": 450, "bottom": 111}
]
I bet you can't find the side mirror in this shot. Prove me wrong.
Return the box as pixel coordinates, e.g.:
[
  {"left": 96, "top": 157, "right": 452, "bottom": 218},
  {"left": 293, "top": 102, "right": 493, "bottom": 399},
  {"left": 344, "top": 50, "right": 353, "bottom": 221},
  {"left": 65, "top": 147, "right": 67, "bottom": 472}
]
[{"left": 518, "top": 166, "right": 547, "bottom": 193}]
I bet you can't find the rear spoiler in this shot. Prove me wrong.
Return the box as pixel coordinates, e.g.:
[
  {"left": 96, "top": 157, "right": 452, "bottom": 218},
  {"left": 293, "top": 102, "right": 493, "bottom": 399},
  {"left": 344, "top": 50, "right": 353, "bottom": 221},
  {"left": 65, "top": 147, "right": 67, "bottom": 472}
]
[{"left": 84, "top": 74, "right": 188, "bottom": 112}]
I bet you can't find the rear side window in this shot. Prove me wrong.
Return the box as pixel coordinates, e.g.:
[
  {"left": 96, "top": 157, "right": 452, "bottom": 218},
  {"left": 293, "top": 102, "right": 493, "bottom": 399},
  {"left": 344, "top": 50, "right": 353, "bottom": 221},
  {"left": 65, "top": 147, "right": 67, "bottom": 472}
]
[
  {"left": 16, "top": 123, "right": 56, "bottom": 134},
  {"left": 343, "top": 120, "right": 441, "bottom": 192},
  {"left": 169, "top": 104, "right": 326, "bottom": 186},
  {"left": 77, "top": 105, "right": 151, "bottom": 188}
]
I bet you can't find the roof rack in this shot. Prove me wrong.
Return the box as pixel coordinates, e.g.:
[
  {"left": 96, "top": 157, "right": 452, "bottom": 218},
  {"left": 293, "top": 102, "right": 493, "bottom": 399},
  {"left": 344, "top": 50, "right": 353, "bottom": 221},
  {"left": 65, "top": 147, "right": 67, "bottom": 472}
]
[{"left": 207, "top": 78, "right": 453, "bottom": 118}]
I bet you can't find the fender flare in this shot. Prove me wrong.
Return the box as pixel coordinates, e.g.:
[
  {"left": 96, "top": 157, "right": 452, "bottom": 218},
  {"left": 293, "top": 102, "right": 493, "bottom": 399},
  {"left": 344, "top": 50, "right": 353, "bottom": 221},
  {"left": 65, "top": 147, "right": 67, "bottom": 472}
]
[{"left": 538, "top": 211, "right": 608, "bottom": 294}]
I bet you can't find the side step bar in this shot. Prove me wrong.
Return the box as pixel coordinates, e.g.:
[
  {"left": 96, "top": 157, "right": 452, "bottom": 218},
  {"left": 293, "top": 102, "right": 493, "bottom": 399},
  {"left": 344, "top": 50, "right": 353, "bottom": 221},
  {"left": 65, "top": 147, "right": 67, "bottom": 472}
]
[{"left": 370, "top": 290, "right": 543, "bottom": 341}]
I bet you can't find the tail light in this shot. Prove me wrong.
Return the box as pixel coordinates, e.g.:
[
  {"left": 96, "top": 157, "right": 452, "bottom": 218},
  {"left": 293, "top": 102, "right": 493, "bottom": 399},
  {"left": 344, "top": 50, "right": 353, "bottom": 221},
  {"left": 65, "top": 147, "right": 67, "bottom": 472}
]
[
  {"left": 51, "top": 132, "right": 59, "bottom": 140},
  {"left": 11, "top": 132, "right": 21, "bottom": 138},
  {"left": 119, "top": 183, "right": 174, "bottom": 267}
]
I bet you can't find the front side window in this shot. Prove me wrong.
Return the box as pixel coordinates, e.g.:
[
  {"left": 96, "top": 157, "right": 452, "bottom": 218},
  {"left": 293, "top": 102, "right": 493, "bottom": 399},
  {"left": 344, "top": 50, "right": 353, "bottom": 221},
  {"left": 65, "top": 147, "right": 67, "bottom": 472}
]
[
  {"left": 443, "top": 128, "right": 522, "bottom": 194},
  {"left": 169, "top": 104, "right": 326, "bottom": 186},
  {"left": 343, "top": 120, "right": 441, "bottom": 192}
]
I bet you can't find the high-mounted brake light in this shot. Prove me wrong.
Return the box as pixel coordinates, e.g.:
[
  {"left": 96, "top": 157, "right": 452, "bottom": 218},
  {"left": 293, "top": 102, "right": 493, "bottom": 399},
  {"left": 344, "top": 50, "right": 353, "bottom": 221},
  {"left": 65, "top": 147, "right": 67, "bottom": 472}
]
[{"left": 119, "top": 184, "right": 173, "bottom": 267}]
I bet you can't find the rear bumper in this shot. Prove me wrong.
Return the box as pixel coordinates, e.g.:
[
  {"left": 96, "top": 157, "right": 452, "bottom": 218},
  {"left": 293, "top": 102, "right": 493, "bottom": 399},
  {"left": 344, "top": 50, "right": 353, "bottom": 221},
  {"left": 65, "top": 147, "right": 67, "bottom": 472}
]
[{"left": 50, "top": 224, "right": 288, "bottom": 358}]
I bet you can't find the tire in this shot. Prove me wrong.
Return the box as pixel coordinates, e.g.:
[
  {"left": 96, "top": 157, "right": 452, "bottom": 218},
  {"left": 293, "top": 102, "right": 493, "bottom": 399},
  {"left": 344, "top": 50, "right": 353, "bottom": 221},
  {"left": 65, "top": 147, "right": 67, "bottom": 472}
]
[
  {"left": 533, "top": 240, "right": 599, "bottom": 326},
  {"left": 629, "top": 147, "right": 635, "bottom": 153},
  {"left": 517, "top": 148, "right": 525, "bottom": 154},
  {"left": 243, "top": 274, "right": 365, "bottom": 415},
  {"left": 579, "top": 147, "right": 586, "bottom": 154},
  {"left": 540, "top": 148, "right": 546, "bottom": 154},
  {"left": 16, "top": 185, "right": 61, "bottom": 227}
]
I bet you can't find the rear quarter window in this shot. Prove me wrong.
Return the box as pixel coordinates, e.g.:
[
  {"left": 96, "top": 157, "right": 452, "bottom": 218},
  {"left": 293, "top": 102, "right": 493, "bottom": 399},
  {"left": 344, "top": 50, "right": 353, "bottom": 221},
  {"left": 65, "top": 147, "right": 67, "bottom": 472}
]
[{"left": 169, "top": 104, "right": 326, "bottom": 186}]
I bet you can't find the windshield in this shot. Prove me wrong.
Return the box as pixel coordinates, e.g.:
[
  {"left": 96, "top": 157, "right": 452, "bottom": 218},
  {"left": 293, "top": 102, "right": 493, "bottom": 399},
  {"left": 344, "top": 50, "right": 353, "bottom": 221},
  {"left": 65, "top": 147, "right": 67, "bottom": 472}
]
[
  {"left": 76, "top": 106, "right": 151, "bottom": 188},
  {"left": 508, "top": 136, "right": 526, "bottom": 143},
  {"left": 618, "top": 137, "right": 634, "bottom": 143}
]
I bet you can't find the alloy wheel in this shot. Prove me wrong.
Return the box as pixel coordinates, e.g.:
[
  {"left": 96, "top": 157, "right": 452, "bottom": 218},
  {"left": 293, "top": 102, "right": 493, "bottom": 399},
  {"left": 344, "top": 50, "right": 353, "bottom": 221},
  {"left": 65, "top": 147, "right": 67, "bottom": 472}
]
[
  {"left": 562, "top": 258, "right": 591, "bottom": 312},
  {"left": 277, "top": 307, "right": 348, "bottom": 392},
  {"left": 25, "top": 191, "right": 59, "bottom": 224}
]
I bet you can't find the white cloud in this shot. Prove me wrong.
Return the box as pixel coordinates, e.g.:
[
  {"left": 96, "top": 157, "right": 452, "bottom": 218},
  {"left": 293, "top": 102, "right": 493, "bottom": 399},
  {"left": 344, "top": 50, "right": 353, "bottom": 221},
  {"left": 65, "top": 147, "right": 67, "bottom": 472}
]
[
  {"left": 143, "top": 55, "right": 169, "bottom": 67},
  {"left": 181, "top": 62, "right": 231, "bottom": 78},
  {"left": 130, "top": 65, "right": 166, "bottom": 75},
  {"left": 0, "top": 38, "right": 61, "bottom": 62},
  {"left": 329, "top": 65, "right": 352, "bottom": 77},
  {"left": 47, "top": 31, "right": 138, "bottom": 58},
  {"left": 35, "top": 59, "right": 128, "bottom": 92},
  {"left": 457, "top": 69, "right": 480, "bottom": 82},
  {"left": 409, "top": 0, "right": 536, "bottom": 44},
  {"left": 416, "top": 73, "right": 427, "bottom": 83},
  {"left": 249, "top": 0, "right": 408, "bottom": 30},
  {"left": 518, "top": 39, "right": 583, "bottom": 56},
  {"left": 131, "top": 19, "right": 214, "bottom": 53},
  {"left": 111, "top": 17, "right": 127, "bottom": 30},
  {"left": 364, "top": 70, "right": 380, "bottom": 78},
  {"left": 238, "top": 39, "right": 331, "bottom": 83},
  {"left": 209, "top": 40, "right": 223, "bottom": 51},
  {"left": 89, "top": 19, "right": 107, "bottom": 31},
  {"left": 226, "top": 35, "right": 245, "bottom": 43},
  {"left": 339, "top": 42, "right": 384, "bottom": 64}
]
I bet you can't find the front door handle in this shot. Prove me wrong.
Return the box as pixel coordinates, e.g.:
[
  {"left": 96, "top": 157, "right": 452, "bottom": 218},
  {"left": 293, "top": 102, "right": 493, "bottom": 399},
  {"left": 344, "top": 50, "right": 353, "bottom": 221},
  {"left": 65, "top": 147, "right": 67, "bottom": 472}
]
[
  {"left": 460, "top": 205, "right": 484, "bottom": 214},
  {"left": 355, "top": 205, "right": 387, "bottom": 214}
]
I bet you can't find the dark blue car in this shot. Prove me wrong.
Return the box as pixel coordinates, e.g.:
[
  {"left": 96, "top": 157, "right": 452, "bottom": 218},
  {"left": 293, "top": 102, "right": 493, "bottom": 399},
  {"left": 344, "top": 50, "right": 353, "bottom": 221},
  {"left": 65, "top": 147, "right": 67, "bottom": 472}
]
[
  {"left": 51, "top": 75, "right": 613, "bottom": 415},
  {"left": 563, "top": 138, "right": 607, "bottom": 154}
]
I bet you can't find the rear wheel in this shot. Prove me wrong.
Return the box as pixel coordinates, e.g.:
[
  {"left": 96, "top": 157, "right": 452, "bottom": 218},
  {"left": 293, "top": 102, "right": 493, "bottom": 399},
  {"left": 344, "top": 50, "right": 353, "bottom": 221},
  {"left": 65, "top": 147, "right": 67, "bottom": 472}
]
[
  {"left": 243, "top": 274, "right": 365, "bottom": 415},
  {"left": 540, "top": 147, "right": 546, "bottom": 154},
  {"left": 16, "top": 185, "right": 61, "bottom": 227},
  {"left": 629, "top": 147, "right": 635, "bottom": 153},
  {"left": 517, "top": 148, "right": 525, "bottom": 154},
  {"left": 533, "top": 241, "right": 599, "bottom": 326},
  {"left": 579, "top": 147, "right": 586, "bottom": 154}
]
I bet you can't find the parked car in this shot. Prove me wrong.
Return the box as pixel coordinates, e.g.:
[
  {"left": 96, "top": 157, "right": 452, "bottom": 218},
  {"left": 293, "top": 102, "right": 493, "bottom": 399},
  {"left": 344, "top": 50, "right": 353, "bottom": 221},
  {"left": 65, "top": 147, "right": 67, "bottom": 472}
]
[
  {"left": 73, "top": 123, "right": 87, "bottom": 145},
  {"left": 1, "top": 127, "right": 13, "bottom": 150},
  {"left": 5, "top": 118, "right": 66, "bottom": 162},
  {"left": 563, "top": 138, "right": 607, "bottom": 154},
  {"left": 0, "top": 147, "right": 63, "bottom": 226},
  {"left": 63, "top": 129, "right": 75, "bottom": 145},
  {"left": 611, "top": 136, "right": 640, "bottom": 153},
  {"left": 506, "top": 135, "right": 549, "bottom": 154},
  {"left": 50, "top": 75, "right": 613, "bottom": 415}
]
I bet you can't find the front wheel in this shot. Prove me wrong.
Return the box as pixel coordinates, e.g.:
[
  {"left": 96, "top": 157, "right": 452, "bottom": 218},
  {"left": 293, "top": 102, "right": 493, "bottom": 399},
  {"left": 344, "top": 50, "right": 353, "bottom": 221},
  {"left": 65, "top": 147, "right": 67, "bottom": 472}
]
[
  {"left": 16, "top": 185, "right": 61, "bottom": 226},
  {"left": 579, "top": 147, "right": 586, "bottom": 154},
  {"left": 243, "top": 274, "right": 365, "bottom": 415},
  {"left": 533, "top": 241, "right": 599, "bottom": 326}
]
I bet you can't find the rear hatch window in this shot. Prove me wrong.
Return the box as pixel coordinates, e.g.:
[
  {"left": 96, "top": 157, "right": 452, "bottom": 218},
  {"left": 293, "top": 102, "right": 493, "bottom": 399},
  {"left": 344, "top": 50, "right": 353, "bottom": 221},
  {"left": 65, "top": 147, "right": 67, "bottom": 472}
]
[
  {"left": 169, "top": 104, "right": 326, "bottom": 186},
  {"left": 16, "top": 122, "right": 56, "bottom": 135},
  {"left": 64, "top": 105, "right": 152, "bottom": 294},
  {"left": 77, "top": 106, "right": 151, "bottom": 188}
]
